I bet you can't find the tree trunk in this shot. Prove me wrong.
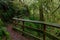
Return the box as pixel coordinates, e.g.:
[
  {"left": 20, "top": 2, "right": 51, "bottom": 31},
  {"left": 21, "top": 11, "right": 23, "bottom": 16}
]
[{"left": 39, "top": 4, "right": 44, "bottom": 21}]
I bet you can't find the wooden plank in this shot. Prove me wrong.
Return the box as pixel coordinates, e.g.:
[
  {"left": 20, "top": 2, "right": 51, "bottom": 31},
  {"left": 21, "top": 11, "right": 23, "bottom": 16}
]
[
  {"left": 20, "top": 25, "right": 43, "bottom": 33},
  {"left": 13, "top": 27, "right": 41, "bottom": 40},
  {"left": 13, "top": 18, "right": 60, "bottom": 28}
]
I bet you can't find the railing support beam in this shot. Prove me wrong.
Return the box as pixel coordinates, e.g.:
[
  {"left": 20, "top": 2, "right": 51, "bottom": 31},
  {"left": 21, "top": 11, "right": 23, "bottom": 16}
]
[
  {"left": 22, "top": 21, "right": 25, "bottom": 36},
  {"left": 43, "top": 24, "right": 46, "bottom": 40}
]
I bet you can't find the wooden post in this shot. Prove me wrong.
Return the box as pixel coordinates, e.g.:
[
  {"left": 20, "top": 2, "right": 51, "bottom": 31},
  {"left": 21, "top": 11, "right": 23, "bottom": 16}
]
[
  {"left": 39, "top": 3, "right": 46, "bottom": 40},
  {"left": 22, "top": 21, "right": 24, "bottom": 35},
  {"left": 43, "top": 24, "right": 46, "bottom": 40},
  {"left": 13, "top": 20, "right": 18, "bottom": 27}
]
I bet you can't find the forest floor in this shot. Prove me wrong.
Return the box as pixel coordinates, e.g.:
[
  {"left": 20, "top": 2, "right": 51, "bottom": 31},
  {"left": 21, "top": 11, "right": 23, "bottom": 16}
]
[{"left": 6, "top": 24, "right": 29, "bottom": 40}]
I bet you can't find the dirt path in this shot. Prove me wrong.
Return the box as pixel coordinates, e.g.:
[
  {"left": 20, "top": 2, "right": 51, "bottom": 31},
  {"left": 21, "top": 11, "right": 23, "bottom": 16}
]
[{"left": 6, "top": 24, "right": 28, "bottom": 40}]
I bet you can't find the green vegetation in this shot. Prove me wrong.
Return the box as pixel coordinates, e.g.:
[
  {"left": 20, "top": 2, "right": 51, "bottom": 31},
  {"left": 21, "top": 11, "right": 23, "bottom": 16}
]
[
  {"left": 0, "top": 0, "right": 60, "bottom": 40},
  {"left": 0, "top": 19, "right": 10, "bottom": 40}
]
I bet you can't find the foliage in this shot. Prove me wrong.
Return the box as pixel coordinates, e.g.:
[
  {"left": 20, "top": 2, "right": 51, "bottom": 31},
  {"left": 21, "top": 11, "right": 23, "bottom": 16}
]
[
  {"left": 0, "top": 0, "right": 60, "bottom": 40},
  {"left": 0, "top": 19, "right": 10, "bottom": 40},
  {"left": 0, "top": 0, "right": 30, "bottom": 23}
]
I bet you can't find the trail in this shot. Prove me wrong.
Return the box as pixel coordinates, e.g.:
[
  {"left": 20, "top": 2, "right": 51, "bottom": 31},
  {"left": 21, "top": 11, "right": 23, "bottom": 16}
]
[{"left": 6, "top": 24, "right": 28, "bottom": 40}]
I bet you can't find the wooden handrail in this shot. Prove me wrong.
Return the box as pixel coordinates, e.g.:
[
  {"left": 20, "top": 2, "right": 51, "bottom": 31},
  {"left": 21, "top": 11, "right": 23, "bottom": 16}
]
[
  {"left": 13, "top": 18, "right": 60, "bottom": 40},
  {"left": 13, "top": 18, "right": 60, "bottom": 28},
  {"left": 13, "top": 27, "right": 60, "bottom": 40}
]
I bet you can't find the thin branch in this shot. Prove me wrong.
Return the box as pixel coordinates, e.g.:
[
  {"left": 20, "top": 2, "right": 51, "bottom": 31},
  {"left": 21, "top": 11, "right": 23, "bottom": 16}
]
[{"left": 52, "top": 5, "right": 60, "bottom": 14}]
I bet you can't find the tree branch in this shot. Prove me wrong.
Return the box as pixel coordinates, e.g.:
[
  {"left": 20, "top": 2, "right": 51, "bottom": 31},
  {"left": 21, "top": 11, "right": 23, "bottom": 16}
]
[{"left": 52, "top": 5, "right": 60, "bottom": 14}]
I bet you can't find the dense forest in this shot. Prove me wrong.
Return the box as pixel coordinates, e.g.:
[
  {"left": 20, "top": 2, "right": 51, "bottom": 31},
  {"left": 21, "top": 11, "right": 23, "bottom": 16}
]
[{"left": 0, "top": 0, "right": 60, "bottom": 40}]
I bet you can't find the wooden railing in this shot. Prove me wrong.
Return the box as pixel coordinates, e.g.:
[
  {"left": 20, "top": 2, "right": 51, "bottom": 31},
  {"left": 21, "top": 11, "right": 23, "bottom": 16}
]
[{"left": 13, "top": 18, "right": 60, "bottom": 40}]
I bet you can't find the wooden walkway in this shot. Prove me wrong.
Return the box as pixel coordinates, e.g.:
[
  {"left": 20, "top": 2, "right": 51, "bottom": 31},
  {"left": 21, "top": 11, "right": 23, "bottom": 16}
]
[{"left": 6, "top": 24, "right": 29, "bottom": 40}]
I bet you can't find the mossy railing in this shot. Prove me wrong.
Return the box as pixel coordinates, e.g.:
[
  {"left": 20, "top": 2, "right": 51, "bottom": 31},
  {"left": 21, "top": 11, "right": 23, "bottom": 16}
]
[{"left": 13, "top": 18, "right": 60, "bottom": 40}]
